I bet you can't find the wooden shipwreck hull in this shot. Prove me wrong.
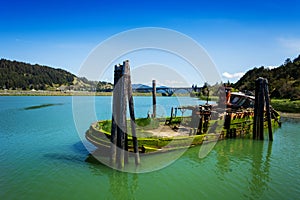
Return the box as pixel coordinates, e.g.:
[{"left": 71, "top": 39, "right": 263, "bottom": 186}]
[{"left": 86, "top": 107, "right": 280, "bottom": 153}]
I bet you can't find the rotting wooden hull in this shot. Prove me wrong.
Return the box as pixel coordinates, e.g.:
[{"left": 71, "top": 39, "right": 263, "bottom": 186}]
[
  {"left": 85, "top": 121, "right": 208, "bottom": 153},
  {"left": 85, "top": 111, "right": 280, "bottom": 154}
]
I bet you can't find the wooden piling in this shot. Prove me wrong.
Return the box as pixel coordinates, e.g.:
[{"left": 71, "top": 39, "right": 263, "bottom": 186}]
[
  {"left": 253, "top": 79, "right": 259, "bottom": 140},
  {"left": 263, "top": 79, "right": 273, "bottom": 141},
  {"left": 116, "top": 63, "right": 127, "bottom": 169},
  {"left": 197, "top": 115, "right": 203, "bottom": 135},
  {"left": 224, "top": 113, "right": 231, "bottom": 138},
  {"left": 253, "top": 77, "right": 273, "bottom": 141},
  {"left": 152, "top": 80, "right": 156, "bottom": 118},
  {"left": 110, "top": 65, "right": 120, "bottom": 166},
  {"left": 111, "top": 61, "right": 140, "bottom": 168},
  {"left": 124, "top": 61, "right": 140, "bottom": 165},
  {"left": 258, "top": 78, "right": 265, "bottom": 140},
  {"left": 170, "top": 107, "right": 174, "bottom": 122}
]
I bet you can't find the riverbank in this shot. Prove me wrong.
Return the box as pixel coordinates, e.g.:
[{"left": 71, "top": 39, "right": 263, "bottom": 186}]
[
  {"left": 279, "top": 112, "right": 300, "bottom": 118},
  {"left": 271, "top": 99, "right": 300, "bottom": 113},
  {"left": 0, "top": 90, "right": 155, "bottom": 96},
  {"left": 0, "top": 90, "right": 192, "bottom": 96},
  {"left": 1, "top": 90, "right": 299, "bottom": 114}
]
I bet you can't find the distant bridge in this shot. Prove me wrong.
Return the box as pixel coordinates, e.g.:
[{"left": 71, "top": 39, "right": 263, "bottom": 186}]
[{"left": 133, "top": 86, "right": 201, "bottom": 96}]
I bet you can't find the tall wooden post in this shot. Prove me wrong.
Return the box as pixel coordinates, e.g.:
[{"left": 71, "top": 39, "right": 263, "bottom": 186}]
[
  {"left": 116, "top": 64, "right": 127, "bottom": 169},
  {"left": 253, "top": 79, "right": 259, "bottom": 140},
  {"left": 258, "top": 78, "right": 265, "bottom": 140},
  {"left": 197, "top": 114, "right": 203, "bottom": 135},
  {"left": 253, "top": 77, "right": 265, "bottom": 140},
  {"left": 124, "top": 61, "right": 140, "bottom": 165},
  {"left": 152, "top": 80, "right": 156, "bottom": 118},
  {"left": 111, "top": 61, "right": 140, "bottom": 168},
  {"left": 170, "top": 107, "right": 174, "bottom": 122},
  {"left": 110, "top": 65, "right": 121, "bottom": 166},
  {"left": 263, "top": 79, "right": 273, "bottom": 141},
  {"left": 253, "top": 77, "right": 273, "bottom": 141}
]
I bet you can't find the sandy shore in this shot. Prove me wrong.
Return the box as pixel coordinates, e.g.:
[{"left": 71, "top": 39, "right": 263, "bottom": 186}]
[{"left": 279, "top": 112, "right": 300, "bottom": 118}]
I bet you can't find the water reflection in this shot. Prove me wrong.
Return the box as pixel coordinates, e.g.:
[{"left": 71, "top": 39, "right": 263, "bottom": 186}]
[
  {"left": 85, "top": 153, "right": 139, "bottom": 199},
  {"left": 108, "top": 171, "right": 138, "bottom": 200},
  {"left": 247, "top": 141, "right": 272, "bottom": 200},
  {"left": 214, "top": 138, "right": 273, "bottom": 199},
  {"left": 85, "top": 137, "right": 275, "bottom": 199}
]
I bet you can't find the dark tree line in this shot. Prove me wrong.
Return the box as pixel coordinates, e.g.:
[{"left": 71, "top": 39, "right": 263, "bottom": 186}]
[
  {"left": 0, "top": 59, "right": 75, "bottom": 90},
  {"left": 234, "top": 55, "right": 300, "bottom": 100}
]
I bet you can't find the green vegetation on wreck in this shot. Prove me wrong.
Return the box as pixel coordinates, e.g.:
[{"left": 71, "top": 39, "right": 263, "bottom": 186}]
[
  {"left": 87, "top": 117, "right": 208, "bottom": 153},
  {"left": 87, "top": 115, "right": 263, "bottom": 153},
  {"left": 87, "top": 114, "right": 280, "bottom": 153},
  {"left": 100, "top": 117, "right": 171, "bottom": 138}
]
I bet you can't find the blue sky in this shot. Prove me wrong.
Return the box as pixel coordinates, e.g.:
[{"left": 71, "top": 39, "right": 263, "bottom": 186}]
[{"left": 1, "top": 0, "right": 300, "bottom": 84}]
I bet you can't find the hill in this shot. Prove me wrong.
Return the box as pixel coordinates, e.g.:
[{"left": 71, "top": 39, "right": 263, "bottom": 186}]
[
  {"left": 234, "top": 55, "right": 300, "bottom": 100},
  {"left": 0, "top": 59, "right": 75, "bottom": 90},
  {"left": 0, "top": 59, "right": 112, "bottom": 91}
]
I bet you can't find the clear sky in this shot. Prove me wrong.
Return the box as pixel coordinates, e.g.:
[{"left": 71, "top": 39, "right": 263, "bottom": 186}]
[{"left": 1, "top": 0, "right": 300, "bottom": 84}]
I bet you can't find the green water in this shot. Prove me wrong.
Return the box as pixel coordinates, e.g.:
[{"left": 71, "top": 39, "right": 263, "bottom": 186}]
[{"left": 0, "top": 96, "right": 299, "bottom": 199}]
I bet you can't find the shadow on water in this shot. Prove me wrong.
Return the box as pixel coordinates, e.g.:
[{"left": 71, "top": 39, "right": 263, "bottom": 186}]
[
  {"left": 43, "top": 142, "right": 90, "bottom": 165},
  {"left": 44, "top": 153, "right": 85, "bottom": 164},
  {"left": 23, "top": 103, "right": 63, "bottom": 110},
  {"left": 72, "top": 141, "right": 90, "bottom": 155}
]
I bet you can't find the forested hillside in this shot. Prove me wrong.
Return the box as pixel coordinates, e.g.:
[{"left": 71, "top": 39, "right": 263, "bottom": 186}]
[
  {"left": 0, "top": 59, "right": 75, "bottom": 90},
  {"left": 234, "top": 55, "right": 300, "bottom": 100},
  {"left": 0, "top": 59, "right": 113, "bottom": 91}
]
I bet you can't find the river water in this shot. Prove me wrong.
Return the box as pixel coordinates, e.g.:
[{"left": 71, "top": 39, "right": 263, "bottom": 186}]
[{"left": 0, "top": 96, "right": 299, "bottom": 199}]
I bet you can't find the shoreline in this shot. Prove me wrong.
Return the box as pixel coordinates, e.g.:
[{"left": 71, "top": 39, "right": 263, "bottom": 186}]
[
  {"left": 1, "top": 90, "right": 300, "bottom": 114},
  {"left": 279, "top": 112, "right": 300, "bottom": 119},
  {"left": 0, "top": 90, "right": 192, "bottom": 97},
  {"left": 0, "top": 90, "right": 154, "bottom": 96}
]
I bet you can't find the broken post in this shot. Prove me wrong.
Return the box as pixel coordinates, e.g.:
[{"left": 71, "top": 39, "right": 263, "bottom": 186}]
[
  {"left": 110, "top": 65, "right": 121, "bottom": 166},
  {"left": 258, "top": 78, "right": 265, "bottom": 140},
  {"left": 124, "top": 61, "right": 140, "bottom": 165},
  {"left": 253, "top": 77, "right": 273, "bottom": 141},
  {"left": 253, "top": 77, "right": 265, "bottom": 140},
  {"left": 152, "top": 80, "right": 156, "bottom": 118},
  {"left": 110, "top": 60, "right": 140, "bottom": 169},
  {"left": 116, "top": 63, "right": 127, "bottom": 169},
  {"left": 263, "top": 79, "right": 273, "bottom": 141}
]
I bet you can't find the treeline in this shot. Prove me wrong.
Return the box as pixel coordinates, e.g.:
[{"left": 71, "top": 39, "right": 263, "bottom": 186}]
[
  {"left": 234, "top": 55, "right": 300, "bottom": 100},
  {"left": 0, "top": 59, "right": 74, "bottom": 90}
]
